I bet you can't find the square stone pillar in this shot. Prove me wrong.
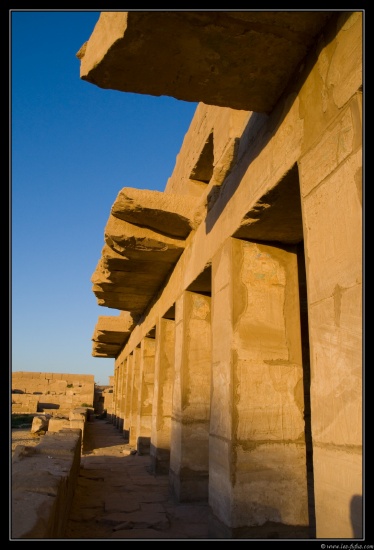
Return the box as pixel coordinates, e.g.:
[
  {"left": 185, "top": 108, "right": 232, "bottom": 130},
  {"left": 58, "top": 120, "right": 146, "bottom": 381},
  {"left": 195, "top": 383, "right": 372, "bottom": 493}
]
[
  {"left": 115, "top": 359, "right": 125, "bottom": 432},
  {"left": 136, "top": 337, "right": 155, "bottom": 454},
  {"left": 123, "top": 353, "right": 133, "bottom": 439},
  {"left": 150, "top": 317, "right": 175, "bottom": 474},
  {"left": 119, "top": 357, "right": 128, "bottom": 433},
  {"left": 169, "top": 291, "right": 211, "bottom": 502},
  {"left": 113, "top": 363, "right": 121, "bottom": 428},
  {"left": 129, "top": 347, "right": 141, "bottom": 447},
  {"left": 210, "top": 238, "right": 309, "bottom": 538},
  {"left": 299, "top": 93, "right": 363, "bottom": 539}
]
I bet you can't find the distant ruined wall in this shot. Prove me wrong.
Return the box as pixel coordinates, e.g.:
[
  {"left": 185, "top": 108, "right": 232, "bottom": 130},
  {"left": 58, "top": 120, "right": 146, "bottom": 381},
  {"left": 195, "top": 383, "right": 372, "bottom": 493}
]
[
  {"left": 12, "top": 372, "right": 95, "bottom": 414},
  {"left": 93, "top": 385, "right": 114, "bottom": 417}
]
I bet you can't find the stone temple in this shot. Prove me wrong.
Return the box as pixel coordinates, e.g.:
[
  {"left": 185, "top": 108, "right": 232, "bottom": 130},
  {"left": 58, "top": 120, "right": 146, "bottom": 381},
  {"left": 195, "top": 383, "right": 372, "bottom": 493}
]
[{"left": 78, "top": 11, "right": 362, "bottom": 539}]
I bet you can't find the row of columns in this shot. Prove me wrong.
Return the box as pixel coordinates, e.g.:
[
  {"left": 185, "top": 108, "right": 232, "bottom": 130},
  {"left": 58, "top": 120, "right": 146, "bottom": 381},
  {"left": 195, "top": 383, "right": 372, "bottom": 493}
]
[{"left": 112, "top": 237, "right": 310, "bottom": 538}]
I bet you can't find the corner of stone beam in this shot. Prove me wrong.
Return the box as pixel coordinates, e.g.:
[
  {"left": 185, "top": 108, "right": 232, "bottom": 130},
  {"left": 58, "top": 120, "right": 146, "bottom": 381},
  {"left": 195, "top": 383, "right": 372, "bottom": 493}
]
[{"left": 110, "top": 187, "right": 203, "bottom": 239}]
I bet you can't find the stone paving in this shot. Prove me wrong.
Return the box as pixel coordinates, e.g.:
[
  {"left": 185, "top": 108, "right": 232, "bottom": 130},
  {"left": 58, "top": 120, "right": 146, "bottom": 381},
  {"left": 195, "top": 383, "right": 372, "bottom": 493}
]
[{"left": 64, "top": 419, "right": 210, "bottom": 540}]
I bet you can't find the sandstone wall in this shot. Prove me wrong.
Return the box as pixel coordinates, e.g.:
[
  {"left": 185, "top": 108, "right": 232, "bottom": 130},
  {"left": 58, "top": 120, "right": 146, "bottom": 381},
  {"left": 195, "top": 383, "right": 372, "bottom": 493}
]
[
  {"left": 12, "top": 428, "right": 82, "bottom": 539},
  {"left": 12, "top": 372, "right": 95, "bottom": 414}
]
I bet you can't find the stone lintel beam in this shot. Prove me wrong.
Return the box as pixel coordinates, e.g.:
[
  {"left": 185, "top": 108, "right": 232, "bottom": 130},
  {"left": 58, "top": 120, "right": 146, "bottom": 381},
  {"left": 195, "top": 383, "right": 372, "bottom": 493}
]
[
  {"left": 105, "top": 215, "right": 185, "bottom": 262},
  {"left": 111, "top": 187, "right": 203, "bottom": 238},
  {"left": 78, "top": 11, "right": 333, "bottom": 113}
]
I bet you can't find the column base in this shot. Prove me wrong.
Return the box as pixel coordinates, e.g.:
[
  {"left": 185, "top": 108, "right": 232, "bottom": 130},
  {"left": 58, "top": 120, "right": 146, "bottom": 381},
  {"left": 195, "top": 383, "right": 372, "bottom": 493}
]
[
  {"left": 137, "top": 436, "right": 151, "bottom": 455},
  {"left": 149, "top": 446, "right": 170, "bottom": 474},
  {"left": 169, "top": 467, "right": 208, "bottom": 502}
]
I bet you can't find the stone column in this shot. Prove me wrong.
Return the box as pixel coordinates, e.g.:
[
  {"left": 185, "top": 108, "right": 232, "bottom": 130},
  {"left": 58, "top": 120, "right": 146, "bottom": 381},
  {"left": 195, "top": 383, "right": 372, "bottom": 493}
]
[
  {"left": 299, "top": 92, "right": 363, "bottom": 539},
  {"left": 113, "top": 363, "right": 121, "bottom": 428},
  {"left": 118, "top": 357, "right": 128, "bottom": 433},
  {"left": 150, "top": 317, "right": 175, "bottom": 474},
  {"left": 136, "top": 337, "right": 155, "bottom": 454},
  {"left": 115, "top": 359, "right": 123, "bottom": 431},
  {"left": 169, "top": 291, "right": 211, "bottom": 502},
  {"left": 123, "top": 353, "right": 133, "bottom": 440},
  {"left": 210, "top": 237, "right": 309, "bottom": 538},
  {"left": 129, "top": 346, "right": 141, "bottom": 446}
]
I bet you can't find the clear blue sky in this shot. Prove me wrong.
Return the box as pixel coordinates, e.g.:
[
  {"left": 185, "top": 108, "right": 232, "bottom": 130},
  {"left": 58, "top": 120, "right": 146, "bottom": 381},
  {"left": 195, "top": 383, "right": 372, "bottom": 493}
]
[{"left": 11, "top": 10, "right": 198, "bottom": 386}]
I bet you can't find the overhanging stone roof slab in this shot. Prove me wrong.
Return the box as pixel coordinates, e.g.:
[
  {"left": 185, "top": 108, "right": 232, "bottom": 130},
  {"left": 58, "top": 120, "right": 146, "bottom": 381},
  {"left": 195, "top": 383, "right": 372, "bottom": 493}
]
[
  {"left": 78, "top": 11, "right": 333, "bottom": 112},
  {"left": 91, "top": 312, "right": 136, "bottom": 357},
  {"left": 92, "top": 342, "right": 121, "bottom": 358},
  {"left": 91, "top": 210, "right": 187, "bottom": 314},
  {"left": 95, "top": 292, "right": 154, "bottom": 313},
  {"left": 111, "top": 187, "right": 203, "bottom": 238},
  {"left": 100, "top": 245, "right": 176, "bottom": 275},
  {"left": 105, "top": 215, "right": 185, "bottom": 262}
]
